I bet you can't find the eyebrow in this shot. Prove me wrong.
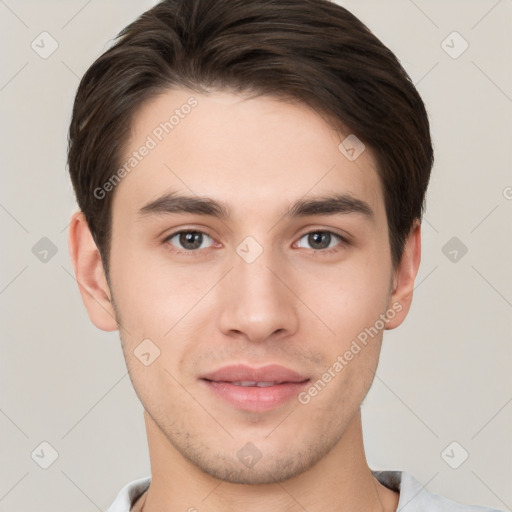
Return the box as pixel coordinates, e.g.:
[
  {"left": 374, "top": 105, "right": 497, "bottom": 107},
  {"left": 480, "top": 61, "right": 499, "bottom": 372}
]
[{"left": 137, "top": 192, "right": 374, "bottom": 221}]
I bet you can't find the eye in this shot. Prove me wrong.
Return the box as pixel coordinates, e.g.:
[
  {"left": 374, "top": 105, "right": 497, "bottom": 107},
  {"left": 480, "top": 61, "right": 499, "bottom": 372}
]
[
  {"left": 163, "top": 228, "right": 348, "bottom": 256},
  {"left": 296, "top": 230, "right": 347, "bottom": 253},
  {"left": 164, "top": 230, "right": 215, "bottom": 253}
]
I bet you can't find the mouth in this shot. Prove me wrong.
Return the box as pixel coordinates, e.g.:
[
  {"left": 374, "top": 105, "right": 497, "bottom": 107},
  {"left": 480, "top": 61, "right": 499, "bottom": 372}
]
[
  {"left": 210, "top": 380, "right": 299, "bottom": 387},
  {"left": 199, "top": 364, "right": 310, "bottom": 412}
]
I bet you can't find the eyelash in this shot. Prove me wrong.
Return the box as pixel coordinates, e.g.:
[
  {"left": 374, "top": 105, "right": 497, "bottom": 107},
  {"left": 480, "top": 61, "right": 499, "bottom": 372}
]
[{"left": 162, "top": 229, "right": 349, "bottom": 256}]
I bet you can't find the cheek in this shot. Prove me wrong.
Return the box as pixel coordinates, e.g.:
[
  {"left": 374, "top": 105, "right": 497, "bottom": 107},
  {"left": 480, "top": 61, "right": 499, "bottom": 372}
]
[
  {"left": 302, "top": 256, "right": 391, "bottom": 338},
  {"left": 299, "top": 272, "right": 386, "bottom": 411},
  {"left": 110, "top": 246, "right": 202, "bottom": 331},
  {"left": 110, "top": 256, "right": 222, "bottom": 389}
]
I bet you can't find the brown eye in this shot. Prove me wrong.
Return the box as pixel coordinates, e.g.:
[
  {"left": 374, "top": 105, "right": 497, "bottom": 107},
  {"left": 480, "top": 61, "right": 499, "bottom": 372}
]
[
  {"left": 165, "top": 230, "right": 214, "bottom": 252},
  {"left": 296, "top": 231, "right": 347, "bottom": 253}
]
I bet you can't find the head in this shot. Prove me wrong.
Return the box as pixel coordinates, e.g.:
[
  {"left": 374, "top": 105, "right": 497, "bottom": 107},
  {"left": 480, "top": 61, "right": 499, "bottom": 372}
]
[{"left": 68, "top": 0, "right": 433, "bottom": 485}]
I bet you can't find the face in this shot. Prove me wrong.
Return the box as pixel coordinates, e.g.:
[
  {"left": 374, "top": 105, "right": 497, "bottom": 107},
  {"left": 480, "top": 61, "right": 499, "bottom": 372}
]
[{"left": 101, "top": 89, "right": 403, "bottom": 484}]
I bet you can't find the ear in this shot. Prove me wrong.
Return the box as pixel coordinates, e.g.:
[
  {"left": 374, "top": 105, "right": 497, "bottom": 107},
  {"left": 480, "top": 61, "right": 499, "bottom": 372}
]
[
  {"left": 385, "top": 219, "right": 421, "bottom": 330},
  {"left": 67, "top": 210, "right": 118, "bottom": 331}
]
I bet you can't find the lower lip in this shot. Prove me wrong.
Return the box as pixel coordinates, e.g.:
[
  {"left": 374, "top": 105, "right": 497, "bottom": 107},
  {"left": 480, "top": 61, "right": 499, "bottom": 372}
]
[{"left": 201, "top": 379, "right": 310, "bottom": 412}]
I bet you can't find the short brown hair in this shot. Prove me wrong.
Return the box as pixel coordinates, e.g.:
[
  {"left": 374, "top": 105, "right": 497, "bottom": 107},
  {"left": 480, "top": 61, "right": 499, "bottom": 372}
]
[{"left": 67, "top": 0, "right": 434, "bottom": 279}]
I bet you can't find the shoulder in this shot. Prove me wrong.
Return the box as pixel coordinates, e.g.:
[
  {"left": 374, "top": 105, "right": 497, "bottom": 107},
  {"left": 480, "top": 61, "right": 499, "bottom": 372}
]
[
  {"left": 373, "top": 470, "right": 505, "bottom": 512},
  {"left": 107, "top": 475, "right": 151, "bottom": 512}
]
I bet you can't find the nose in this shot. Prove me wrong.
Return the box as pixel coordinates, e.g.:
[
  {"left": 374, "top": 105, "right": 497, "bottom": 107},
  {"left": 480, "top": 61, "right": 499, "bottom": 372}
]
[{"left": 216, "top": 244, "right": 299, "bottom": 344}]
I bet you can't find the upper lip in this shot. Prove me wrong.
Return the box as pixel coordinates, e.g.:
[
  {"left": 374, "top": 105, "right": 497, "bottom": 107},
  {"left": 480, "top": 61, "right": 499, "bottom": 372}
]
[{"left": 201, "top": 364, "right": 309, "bottom": 383}]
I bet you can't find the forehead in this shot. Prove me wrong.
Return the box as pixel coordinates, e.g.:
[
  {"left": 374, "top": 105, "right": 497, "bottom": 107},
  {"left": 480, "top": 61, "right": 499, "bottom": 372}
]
[{"left": 111, "top": 88, "right": 385, "bottom": 225}]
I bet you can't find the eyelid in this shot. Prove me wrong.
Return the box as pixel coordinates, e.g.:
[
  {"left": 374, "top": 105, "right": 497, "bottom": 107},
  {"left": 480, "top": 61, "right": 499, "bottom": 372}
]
[
  {"left": 294, "top": 229, "right": 349, "bottom": 253},
  {"left": 163, "top": 228, "right": 217, "bottom": 255},
  {"left": 163, "top": 227, "right": 351, "bottom": 255},
  {"left": 296, "top": 226, "right": 351, "bottom": 244}
]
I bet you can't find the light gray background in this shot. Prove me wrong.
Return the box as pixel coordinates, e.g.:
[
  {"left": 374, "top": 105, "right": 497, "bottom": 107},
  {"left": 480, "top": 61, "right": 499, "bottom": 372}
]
[{"left": 1, "top": 0, "right": 511, "bottom": 511}]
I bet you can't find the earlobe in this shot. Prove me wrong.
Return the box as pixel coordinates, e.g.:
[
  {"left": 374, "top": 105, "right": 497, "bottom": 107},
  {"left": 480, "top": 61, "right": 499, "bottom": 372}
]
[
  {"left": 385, "top": 219, "right": 422, "bottom": 330},
  {"left": 67, "top": 210, "right": 119, "bottom": 332}
]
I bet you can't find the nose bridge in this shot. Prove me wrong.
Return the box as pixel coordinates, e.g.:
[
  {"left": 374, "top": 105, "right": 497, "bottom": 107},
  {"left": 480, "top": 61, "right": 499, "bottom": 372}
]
[
  {"left": 217, "top": 238, "right": 298, "bottom": 341},
  {"left": 236, "top": 242, "right": 282, "bottom": 297}
]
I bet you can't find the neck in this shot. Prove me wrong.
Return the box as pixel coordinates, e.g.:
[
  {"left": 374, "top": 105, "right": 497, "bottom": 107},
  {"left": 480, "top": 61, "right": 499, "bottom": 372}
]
[{"left": 140, "top": 410, "right": 399, "bottom": 512}]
